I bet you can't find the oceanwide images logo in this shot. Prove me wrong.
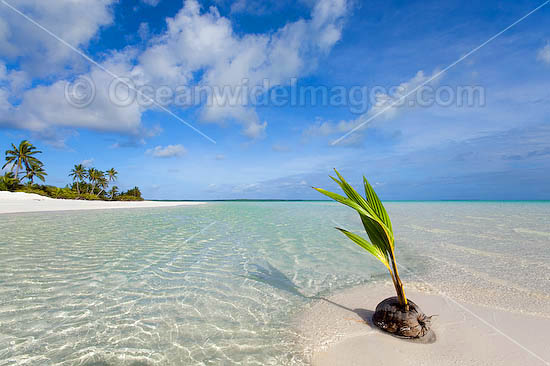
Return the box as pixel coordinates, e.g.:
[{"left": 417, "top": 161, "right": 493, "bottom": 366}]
[
  {"left": 64, "top": 76, "right": 96, "bottom": 108},
  {"left": 64, "top": 77, "right": 486, "bottom": 114}
]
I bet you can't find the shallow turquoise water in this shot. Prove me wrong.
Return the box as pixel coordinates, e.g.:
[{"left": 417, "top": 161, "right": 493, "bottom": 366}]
[{"left": 1, "top": 202, "right": 549, "bottom": 365}]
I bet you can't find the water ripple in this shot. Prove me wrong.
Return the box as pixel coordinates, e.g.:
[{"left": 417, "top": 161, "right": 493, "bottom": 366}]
[{"left": 1, "top": 203, "right": 550, "bottom": 365}]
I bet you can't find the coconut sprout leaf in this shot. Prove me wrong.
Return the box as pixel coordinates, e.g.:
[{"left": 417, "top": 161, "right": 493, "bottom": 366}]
[
  {"left": 331, "top": 169, "right": 393, "bottom": 237},
  {"left": 335, "top": 227, "right": 389, "bottom": 267},
  {"left": 329, "top": 175, "right": 370, "bottom": 213},
  {"left": 329, "top": 170, "right": 394, "bottom": 242},
  {"left": 360, "top": 214, "right": 393, "bottom": 255},
  {"left": 363, "top": 176, "right": 393, "bottom": 234},
  {"left": 330, "top": 174, "right": 391, "bottom": 250},
  {"left": 315, "top": 173, "right": 393, "bottom": 253},
  {"left": 312, "top": 187, "right": 378, "bottom": 222},
  {"left": 330, "top": 171, "right": 378, "bottom": 220}
]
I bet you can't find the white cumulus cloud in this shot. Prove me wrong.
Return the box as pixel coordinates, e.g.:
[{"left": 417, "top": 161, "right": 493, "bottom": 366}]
[
  {"left": 146, "top": 144, "right": 187, "bottom": 158},
  {"left": 0, "top": 0, "right": 349, "bottom": 144},
  {"left": 0, "top": 53, "right": 149, "bottom": 145},
  {"left": 0, "top": 0, "right": 116, "bottom": 78},
  {"left": 133, "top": 0, "right": 349, "bottom": 138}
]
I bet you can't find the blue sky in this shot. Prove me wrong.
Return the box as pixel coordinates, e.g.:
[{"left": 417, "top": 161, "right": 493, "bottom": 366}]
[{"left": 1, "top": 0, "right": 550, "bottom": 200}]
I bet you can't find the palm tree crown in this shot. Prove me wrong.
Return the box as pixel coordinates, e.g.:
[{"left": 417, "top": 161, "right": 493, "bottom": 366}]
[
  {"left": 87, "top": 168, "right": 101, "bottom": 194},
  {"left": 25, "top": 163, "right": 47, "bottom": 184},
  {"left": 69, "top": 164, "right": 87, "bottom": 195},
  {"left": 107, "top": 168, "right": 118, "bottom": 183},
  {"left": 3, "top": 140, "right": 43, "bottom": 180}
]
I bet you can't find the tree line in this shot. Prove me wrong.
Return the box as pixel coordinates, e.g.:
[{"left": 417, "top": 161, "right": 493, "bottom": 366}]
[{"left": 1, "top": 140, "right": 143, "bottom": 201}]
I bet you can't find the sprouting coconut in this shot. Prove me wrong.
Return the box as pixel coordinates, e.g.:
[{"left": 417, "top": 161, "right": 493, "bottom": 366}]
[{"left": 313, "top": 169, "right": 433, "bottom": 339}]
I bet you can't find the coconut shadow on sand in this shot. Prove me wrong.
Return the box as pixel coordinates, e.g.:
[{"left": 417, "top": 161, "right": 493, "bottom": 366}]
[{"left": 242, "top": 262, "right": 436, "bottom": 344}]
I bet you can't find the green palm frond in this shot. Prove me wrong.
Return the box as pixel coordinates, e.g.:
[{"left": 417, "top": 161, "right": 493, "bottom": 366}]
[
  {"left": 313, "top": 169, "right": 408, "bottom": 307},
  {"left": 330, "top": 170, "right": 394, "bottom": 240},
  {"left": 4, "top": 140, "right": 45, "bottom": 180},
  {"left": 107, "top": 168, "right": 118, "bottom": 182},
  {"left": 363, "top": 176, "right": 392, "bottom": 233},
  {"left": 335, "top": 227, "right": 390, "bottom": 268},
  {"left": 313, "top": 187, "right": 380, "bottom": 225}
]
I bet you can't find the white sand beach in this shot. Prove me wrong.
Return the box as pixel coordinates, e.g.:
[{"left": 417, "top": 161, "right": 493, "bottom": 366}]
[
  {"left": 298, "top": 282, "right": 550, "bottom": 366},
  {"left": 0, "top": 191, "right": 205, "bottom": 214}
]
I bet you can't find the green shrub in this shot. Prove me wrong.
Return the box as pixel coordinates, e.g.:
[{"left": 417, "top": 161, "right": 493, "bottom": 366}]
[
  {"left": 116, "top": 194, "right": 144, "bottom": 201},
  {"left": 1, "top": 172, "right": 20, "bottom": 191},
  {"left": 55, "top": 188, "right": 79, "bottom": 199},
  {"left": 122, "top": 186, "right": 142, "bottom": 198},
  {"left": 79, "top": 193, "right": 103, "bottom": 200},
  {"left": 15, "top": 187, "right": 49, "bottom": 197}
]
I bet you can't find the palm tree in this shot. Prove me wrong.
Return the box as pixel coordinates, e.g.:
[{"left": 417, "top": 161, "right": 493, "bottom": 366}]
[
  {"left": 108, "top": 186, "right": 119, "bottom": 200},
  {"left": 3, "top": 140, "right": 43, "bottom": 180},
  {"left": 25, "top": 162, "right": 47, "bottom": 185},
  {"left": 107, "top": 168, "right": 118, "bottom": 183},
  {"left": 69, "top": 164, "right": 87, "bottom": 195},
  {"left": 314, "top": 170, "right": 432, "bottom": 339},
  {"left": 97, "top": 176, "right": 109, "bottom": 196},
  {"left": 87, "top": 168, "right": 101, "bottom": 194}
]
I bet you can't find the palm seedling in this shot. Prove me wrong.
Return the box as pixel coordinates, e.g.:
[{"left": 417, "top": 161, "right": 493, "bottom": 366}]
[{"left": 313, "top": 169, "right": 432, "bottom": 339}]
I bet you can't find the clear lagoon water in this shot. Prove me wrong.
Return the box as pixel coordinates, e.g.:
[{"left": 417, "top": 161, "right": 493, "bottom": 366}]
[{"left": 1, "top": 202, "right": 549, "bottom": 365}]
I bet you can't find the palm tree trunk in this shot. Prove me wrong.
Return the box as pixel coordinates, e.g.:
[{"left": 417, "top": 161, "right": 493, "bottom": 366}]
[
  {"left": 76, "top": 181, "right": 80, "bottom": 195},
  {"left": 14, "top": 160, "right": 20, "bottom": 180}
]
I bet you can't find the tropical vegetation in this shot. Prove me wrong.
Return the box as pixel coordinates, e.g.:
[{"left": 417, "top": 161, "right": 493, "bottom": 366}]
[
  {"left": 3, "top": 140, "right": 46, "bottom": 184},
  {"left": 1, "top": 140, "right": 143, "bottom": 201}
]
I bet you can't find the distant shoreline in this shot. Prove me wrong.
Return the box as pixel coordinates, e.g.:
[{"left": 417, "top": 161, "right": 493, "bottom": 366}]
[{"left": 0, "top": 191, "right": 205, "bottom": 214}]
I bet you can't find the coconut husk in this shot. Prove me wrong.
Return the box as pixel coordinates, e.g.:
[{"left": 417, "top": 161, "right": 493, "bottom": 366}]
[{"left": 372, "top": 296, "right": 434, "bottom": 341}]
